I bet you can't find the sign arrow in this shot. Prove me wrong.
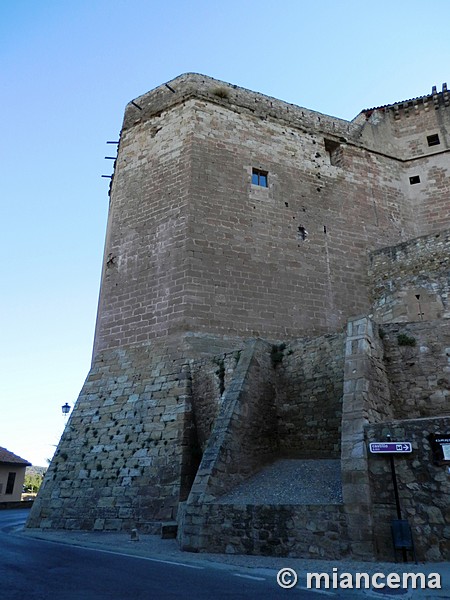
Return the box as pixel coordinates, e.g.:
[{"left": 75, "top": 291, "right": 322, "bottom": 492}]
[{"left": 369, "top": 442, "right": 412, "bottom": 454}]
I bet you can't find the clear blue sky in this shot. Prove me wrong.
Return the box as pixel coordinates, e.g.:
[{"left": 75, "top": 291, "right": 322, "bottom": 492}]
[{"left": 1, "top": 0, "right": 449, "bottom": 466}]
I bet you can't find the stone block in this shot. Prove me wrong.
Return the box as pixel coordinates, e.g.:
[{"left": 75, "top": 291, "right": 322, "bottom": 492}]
[
  {"left": 93, "top": 518, "right": 105, "bottom": 530},
  {"left": 104, "top": 519, "right": 123, "bottom": 531}
]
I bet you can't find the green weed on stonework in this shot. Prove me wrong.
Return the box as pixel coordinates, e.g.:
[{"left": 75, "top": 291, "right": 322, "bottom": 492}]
[
  {"left": 271, "top": 343, "right": 286, "bottom": 367},
  {"left": 397, "top": 333, "right": 416, "bottom": 346}
]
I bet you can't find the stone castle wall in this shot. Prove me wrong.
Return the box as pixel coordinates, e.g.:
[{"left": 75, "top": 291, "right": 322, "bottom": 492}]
[
  {"left": 180, "top": 503, "right": 349, "bottom": 559},
  {"left": 367, "top": 417, "right": 450, "bottom": 562},
  {"left": 359, "top": 86, "right": 450, "bottom": 236},
  {"left": 93, "top": 75, "right": 450, "bottom": 353},
  {"left": 28, "top": 332, "right": 250, "bottom": 532},
  {"left": 381, "top": 321, "right": 450, "bottom": 420},
  {"left": 179, "top": 337, "right": 349, "bottom": 558},
  {"left": 28, "top": 341, "right": 193, "bottom": 531},
  {"left": 340, "top": 316, "right": 450, "bottom": 561},
  {"left": 93, "top": 102, "right": 194, "bottom": 355},
  {"left": 340, "top": 317, "right": 393, "bottom": 560},
  {"left": 187, "top": 339, "right": 278, "bottom": 505},
  {"left": 370, "top": 229, "right": 450, "bottom": 324},
  {"left": 184, "top": 99, "right": 409, "bottom": 340},
  {"left": 28, "top": 75, "right": 450, "bottom": 561},
  {"left": 28, "top": 312, "right": 450, "bottom": 560},
  {"left": 190, "top": 350, "right": 242, "bottom": 452},
  {"left": 30, "top": 332, "right": 349, "bottom": 538},
  {"left": 275, "top": 334, "right": 345, "bottom": 458}
]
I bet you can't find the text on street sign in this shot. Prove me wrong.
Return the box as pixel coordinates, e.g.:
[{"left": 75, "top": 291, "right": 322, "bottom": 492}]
[{"left": 369, "top": 442, "right": 412, "bottom": 454}]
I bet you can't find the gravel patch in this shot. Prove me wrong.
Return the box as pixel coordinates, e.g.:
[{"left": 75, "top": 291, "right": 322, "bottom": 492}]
[{"left": 217, "top": 459, "right": 343, "bottom": 505}]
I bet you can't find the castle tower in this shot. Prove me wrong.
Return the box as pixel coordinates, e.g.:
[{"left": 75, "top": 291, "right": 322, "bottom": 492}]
[
  {"left": 93, "top": 76, "right": 450, "bottom": 353},
  {"left": 27, "top": 76, "right": 450, "bottom": 559}
]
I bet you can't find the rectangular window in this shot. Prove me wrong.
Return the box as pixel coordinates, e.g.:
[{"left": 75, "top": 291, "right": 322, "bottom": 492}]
[
  {"left": 409, "top": 175, "right": 421, "bottom": 185},
  {"left": 252, "top": 168, "right": 268, "bottom": 187},
  {"left": 427, "top": 134, "right": 440, "bottom": 147},
  {"left": 5, "top": 472, "right": 16, "bottom": 495}
]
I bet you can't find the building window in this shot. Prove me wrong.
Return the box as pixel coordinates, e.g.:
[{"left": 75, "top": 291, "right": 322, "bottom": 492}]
[
  {"left": 409, "top": 175, "right": 421, "bottom": 185},
  {"left": 5, "top": 472, "right": 16, "bottom": 495},
  {"left": 324, "top": 139, "right": 342, "bottom": 167},
  {"left": 427, "top": 134, "right": 440, "bottom": 147},
  {"left": 252, "top": 168, "right": 268, "bottom": 187}
]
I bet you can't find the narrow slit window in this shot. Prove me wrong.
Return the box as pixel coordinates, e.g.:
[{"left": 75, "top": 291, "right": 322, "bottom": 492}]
[
  {"left": 427, "top": 134, "right": 440, "bottom": 147},
  {"left": 324, "top": 139, "right": 341, "bottom": 166},
  {"left": 297, "top": 226, "right": 308, "bottom": 241},
  {"left": 409, "top": 175, "right": 421, "bottom": 185},
  {"left": 252, "top": 168, "right": 268, "bottom": 187}
]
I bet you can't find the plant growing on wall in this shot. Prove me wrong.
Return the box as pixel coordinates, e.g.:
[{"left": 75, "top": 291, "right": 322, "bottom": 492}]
[
  {"left": 213, "top": 357, "right": 226, "bottom": 395},
  {"left": 271, "top": 343, "right": 286, "bottom": 367},
  {"left": 397, "top": 333, "right": 416, "bottom": 346},
  {"left": 211, "top": 86, "right": 229, "bottom": 99}
]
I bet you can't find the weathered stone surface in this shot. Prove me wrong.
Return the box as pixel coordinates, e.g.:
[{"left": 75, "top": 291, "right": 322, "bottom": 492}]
[
  {"left": 370, "top": 231, "right": 450, "bottom": 324},
  {"left": 379, "top": 321, "right": 450, "bottom": 419},
  {"left": 93, "top": 75, "right": 450, "bottom": 354},
  {"left": 367, "top": 417, "right": 450, "bottom": 561},
  {"left": 27, "top": 74, "right": 450, "bottom": 562},
  {"left": 180, "top": 503, "right": 349, "bottom": 559},
  {"left": 28, "top": 340, "right": 193, "bottom": 531},
  {"left": 275, "top": 334, "right": 345, "bottom": 458}
]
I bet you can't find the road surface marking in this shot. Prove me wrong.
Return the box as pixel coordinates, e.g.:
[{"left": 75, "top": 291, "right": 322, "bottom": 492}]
[
  {"left": 233, "top": 573, "right": 266, "bottom": 581},
  {"left": 297, "top": 585, "right": 335, "bottom": 596},
  {"left": 19, "top": 533, "right": 205, "bottom": 570},
  {"left": 65, "top": 546, "right": 206, "bottom": 570}
]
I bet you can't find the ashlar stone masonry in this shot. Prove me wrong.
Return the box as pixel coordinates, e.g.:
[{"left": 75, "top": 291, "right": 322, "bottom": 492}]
[{"left": 28, "top": 74, "right": 450, "bottom": 561}]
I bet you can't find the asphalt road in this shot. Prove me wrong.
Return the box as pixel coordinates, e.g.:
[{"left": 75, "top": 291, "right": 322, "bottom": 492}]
[{"left": 0, "top": 509, "right": 343, "bottom": 600}]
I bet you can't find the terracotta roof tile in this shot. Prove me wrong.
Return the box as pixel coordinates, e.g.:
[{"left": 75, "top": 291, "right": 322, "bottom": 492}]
[{"left": 362, "top": 83, "right": 448, "bottom": 113}]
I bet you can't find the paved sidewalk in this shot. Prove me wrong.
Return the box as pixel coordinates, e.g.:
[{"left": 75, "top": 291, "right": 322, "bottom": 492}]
[{"left": 21, "top": 527, "right": 449, "bottom": 599}]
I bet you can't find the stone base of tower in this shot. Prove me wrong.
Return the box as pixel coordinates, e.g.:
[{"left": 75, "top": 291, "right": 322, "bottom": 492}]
[
  {"left": 26, "top": 339, "right": 198, "bottom": 532},
  {"left": 27, "top": 334, "right": 245, "bottom": 532},
  {"left": 27, "top": 322, "right": 450, "bottom": 562}
]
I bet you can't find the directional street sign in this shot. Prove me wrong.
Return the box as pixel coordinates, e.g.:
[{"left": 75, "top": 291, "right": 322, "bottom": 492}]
[{"left": 369, "top": 442, "right": 412, "bottom": 454}]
